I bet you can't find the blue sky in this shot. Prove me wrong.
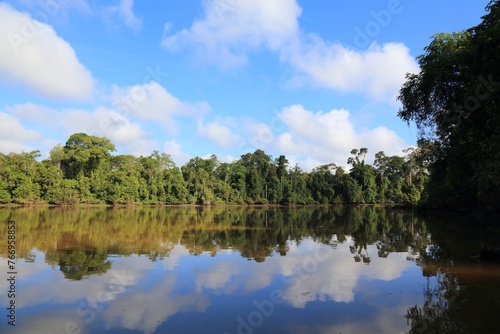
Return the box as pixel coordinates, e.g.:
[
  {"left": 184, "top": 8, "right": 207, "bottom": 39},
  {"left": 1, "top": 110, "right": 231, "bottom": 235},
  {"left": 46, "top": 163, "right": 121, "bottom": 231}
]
[{"left": 0, "top": 0, "right": 488, "bottom": 170}]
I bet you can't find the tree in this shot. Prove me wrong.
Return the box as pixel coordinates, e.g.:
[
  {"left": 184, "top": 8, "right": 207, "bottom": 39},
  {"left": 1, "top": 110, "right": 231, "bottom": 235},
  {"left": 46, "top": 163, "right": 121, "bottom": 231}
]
[
  {"left": 398, "top": 1, "right": 500, "bottom": 212},
  {"left": 275, "top": 155, "right": 289, "bottom": 200},
  {"left": 240, "top": 150, "right": 272, "bottom": 203},
  {"left": 285, "top": 164, "right": 312, "bottom": 204},
  {"left": 1, "top": 132, "right": 430, "bottom": 206},
  {"left": 227, "top": 162, "right": 247, "bottom": 203},
  {"left": 61, "top": 133, "right": 116, "bottom": 179},
  {"left": 182, "top": 157, "right": 217, "bottom": 204},
  {"left": 348, "top": 148, "right": 377, "bottom": 203},
  {"left": 0, "top": 151, "right": 41, "bottom": 203},
  {"left": 308, "top": 163, "right": 337, "bottom": 204},
  {"left": 49, "top": 144, "right": 65, "bottom": 169}
]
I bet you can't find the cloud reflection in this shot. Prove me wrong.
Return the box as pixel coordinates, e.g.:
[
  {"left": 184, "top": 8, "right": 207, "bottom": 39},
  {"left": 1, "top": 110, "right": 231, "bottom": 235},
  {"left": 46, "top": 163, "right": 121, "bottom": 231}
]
[{"left": 0, "top": 236, "right": 412, "bottom": 333}]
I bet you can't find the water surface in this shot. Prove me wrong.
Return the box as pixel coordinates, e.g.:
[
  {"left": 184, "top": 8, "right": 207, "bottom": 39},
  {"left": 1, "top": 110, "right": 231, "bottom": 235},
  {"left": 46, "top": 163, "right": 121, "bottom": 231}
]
[{"left": 0, "top": 206, "right": 499, "bottom": 334}]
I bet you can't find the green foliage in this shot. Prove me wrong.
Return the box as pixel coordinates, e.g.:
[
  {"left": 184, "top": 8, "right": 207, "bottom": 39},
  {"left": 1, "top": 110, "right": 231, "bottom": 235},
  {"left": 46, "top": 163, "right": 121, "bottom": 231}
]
[
  {"left": 398, "top": 1, "right": 500, "bottom": 212},
  {"left": 62, "top": 133, "right": 116, "bottom": 180},
  {"left": 0, "top": 151, "right": 42, "bottom": 203},
  {"left": 348, "top": 148, "right": 377, "bottom": 203},
  {"left": 0, "top": 133, "right": 426, "bottom": 206}
]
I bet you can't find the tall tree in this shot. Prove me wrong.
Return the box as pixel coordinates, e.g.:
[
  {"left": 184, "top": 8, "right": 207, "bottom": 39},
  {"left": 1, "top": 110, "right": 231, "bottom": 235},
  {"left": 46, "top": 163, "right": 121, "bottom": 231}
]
[
  {"left": 62, "top": 133, "right": 116, "bottom": 179},
  {"left": 348, "top": 148, "right": 377, "bottom": 203},
  {"left": 398, "top": 1, "right": 500, "bottom": 211}
]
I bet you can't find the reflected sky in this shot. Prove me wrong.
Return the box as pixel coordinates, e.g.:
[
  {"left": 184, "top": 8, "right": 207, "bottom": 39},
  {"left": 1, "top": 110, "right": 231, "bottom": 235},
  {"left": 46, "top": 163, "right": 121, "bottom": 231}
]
[
  {"left": 1, "top": 206, "right": 498, "bottom": 333},
  {"left": 1, "top": 240, "right": 419, "bottom": 333}
]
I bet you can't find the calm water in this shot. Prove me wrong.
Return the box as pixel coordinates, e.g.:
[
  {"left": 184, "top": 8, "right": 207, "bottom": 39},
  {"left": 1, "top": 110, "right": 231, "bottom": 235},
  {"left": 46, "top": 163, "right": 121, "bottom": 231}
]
[{"left": 0, "top": 206, "right": 499, "bottom": 334}]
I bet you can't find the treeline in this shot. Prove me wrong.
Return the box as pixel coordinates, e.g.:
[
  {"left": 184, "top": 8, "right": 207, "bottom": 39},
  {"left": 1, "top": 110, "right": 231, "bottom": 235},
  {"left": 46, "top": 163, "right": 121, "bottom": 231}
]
[
  {"left": 398, "top": 0, "right": 500, "bottom": 212},
  {"left": 0, "top": 133, "right": 427, "bottom": 206}
]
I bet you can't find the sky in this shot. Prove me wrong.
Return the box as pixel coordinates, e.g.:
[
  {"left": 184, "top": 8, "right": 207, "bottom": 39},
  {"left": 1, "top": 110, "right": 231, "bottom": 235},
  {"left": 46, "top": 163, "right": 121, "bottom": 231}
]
[{"left": 0, "top": 0, "right": 489, "bottom": 170}]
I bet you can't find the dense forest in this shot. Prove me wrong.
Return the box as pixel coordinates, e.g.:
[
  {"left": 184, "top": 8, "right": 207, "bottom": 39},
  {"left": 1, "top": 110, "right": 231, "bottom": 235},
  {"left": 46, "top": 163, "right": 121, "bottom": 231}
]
[
  {"left": 1, "top": 1, "right": 499, "bottom": 212},
  {"left": 0, "top": 132, "right": 427, "bottom": 206},
  {"left": 398, "top": 0, "right": 500, "bottom": 212}
]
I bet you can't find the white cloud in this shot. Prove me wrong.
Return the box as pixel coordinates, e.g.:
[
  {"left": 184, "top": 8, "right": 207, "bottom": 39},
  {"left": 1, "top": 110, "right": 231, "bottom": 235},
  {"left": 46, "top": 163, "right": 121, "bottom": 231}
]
[
  {"left": 161, "top": 0, "right": 302, "bottom": 68},
  {"left": 7, "top": 103, "right": 157, "bottom": 157},
  {"left": 220, "top": 155, "right": 238, "bottom": 163},
  {"left": 2, "top": 81, "right": 214, "bottom": 158},
  {"left": 192, "top": 238, "right": 411, "bottom": 309},
  {"left": 103, "top": 0, "right": 142, "bottom": 31},
  {"left": 0, "top": 3, "right": 94, "bottom": 100},
  {"left": 276, "top": 104, "right": 406, "bottom": 167},
  {"left": 0, "top": 238, "right": 415, "bottom": 334},
  {"left": 163, "top": 140, "right": 191, "bottom": 167},
  {"left": 286, "top": 39, "right": 419, "bottom": 102},
  {"left": 161, "top": 0, "right": 418, "bottom": 103},
  {"left": 296, "top": 157, "right": 325, "bottom": 172},
  {"left": 112, "top": 81, "right": 211, "bottom": 134},
  {"left": 243, "top": 120, "right": 276, "bottom": 149},
  {"left": 4, "top": 100, "right": 407, "bottom": 171},
  {"left": 61, "top": 107, "right": 157, "bottom": 156},
  {"left": 197, "top": 117, "right": 241, "bottom": 148},
  {"left": 0, "top": 111, "right": 41, "bottom": 153},
  {"left": 236, "top": 104, "right": 406, "bottom": 170}
]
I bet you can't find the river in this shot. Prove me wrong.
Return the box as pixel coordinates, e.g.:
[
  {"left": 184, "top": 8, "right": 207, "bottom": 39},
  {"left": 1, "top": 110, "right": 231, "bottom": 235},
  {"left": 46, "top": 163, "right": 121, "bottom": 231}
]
[{"left": 0, "top": 206, "right": 499, "bottom": 333}]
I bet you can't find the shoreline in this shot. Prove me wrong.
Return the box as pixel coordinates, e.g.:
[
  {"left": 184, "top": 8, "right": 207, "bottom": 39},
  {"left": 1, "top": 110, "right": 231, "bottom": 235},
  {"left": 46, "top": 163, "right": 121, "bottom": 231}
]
[{"left": 0, "top": 202, "right": 411, "bottom": 209}]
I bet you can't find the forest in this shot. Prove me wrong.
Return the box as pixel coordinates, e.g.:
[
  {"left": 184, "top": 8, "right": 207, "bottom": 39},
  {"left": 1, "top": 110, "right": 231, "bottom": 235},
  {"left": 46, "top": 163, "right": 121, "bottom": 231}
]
[
  {"left": 0, "top": 132, "right": 427, "bottom": 206},
  {"left": 398, "top": 0, "right": 500, "bottom": 213},
  {"left": 1, "top": 1, "right": 499, "bottom": 212}
]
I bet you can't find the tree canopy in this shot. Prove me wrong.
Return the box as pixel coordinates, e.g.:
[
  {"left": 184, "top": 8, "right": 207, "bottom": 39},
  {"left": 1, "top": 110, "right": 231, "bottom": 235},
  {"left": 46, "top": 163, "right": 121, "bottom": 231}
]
[
  {"left": 398, "top": 0, "right": 500, "bottom": 212},
  {"left": 0, "top": 133, "right": 426, "bottom": 206}
]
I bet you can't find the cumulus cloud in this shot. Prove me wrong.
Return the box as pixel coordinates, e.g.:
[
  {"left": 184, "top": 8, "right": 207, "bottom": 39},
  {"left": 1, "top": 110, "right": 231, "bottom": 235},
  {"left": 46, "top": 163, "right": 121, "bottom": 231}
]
[
  {"left": 243, "top": 120, "right": 276, "bottom": 150},
  {"left": 61, "top": 107, "right": 157, "bottom": 156},
  {"left": 0, "top": 111, "right": 41, "bottom": 153},
  {"left": 5, "top": 100, "right": 407, "bottom": 170},
  {"left": 3, "top": 81, "right": 214, "bottom": 158},
  {"left": 161, "top": 0, "right": 302, "bottom": 68},
  {"left": 0, "top": 3, "right": 94, "bottom": 100},
  {"left": 238, "top": 104, "right": 406, "bottom": 169},
  {"left": 112, "top": 81, "right": 211, "bottom": 134},
  {"left": 161, "top": 0, "right": 418, "bottom": 103},
  {"left": 285, "top": 39, "right": 419, "bottom": 102},
  {"left": 7, "top": 103, "right": 157, "bottom": 157},
  {"left": 197, "top": 117, "right": 241, "bottom": 148},
  {"left": 103, "top": 0, "right": 142, "bottom": 31},
  {"left": 192, "top": 238, "right": 411, "bottom": 309},
  {"left": 277, "top": 104, "right": 357, "bottom": 155},
  {"left": 0, "top": 238, "right": 413, "bottom": 334}
]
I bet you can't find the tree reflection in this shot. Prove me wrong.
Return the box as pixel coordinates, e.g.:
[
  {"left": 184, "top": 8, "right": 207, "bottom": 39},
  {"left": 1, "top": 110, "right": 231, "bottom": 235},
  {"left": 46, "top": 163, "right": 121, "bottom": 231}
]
[
  {"left": 0, "top": 205, "right": 428, "bottom": 272},
  {"left": 405, "top": 273, "right": 463, "bottom": 334},
  {"left": 2, "top": 205, "right": 499, "bottom": 333},
  {"left": 46, "top": 249, "right": 112, "bottom": 280},
  {"left": 405, "top": 214, "right": 500, "bottom": 334},
  {"left": 405, "top": 269, "right": 500, "bottom": 334}
]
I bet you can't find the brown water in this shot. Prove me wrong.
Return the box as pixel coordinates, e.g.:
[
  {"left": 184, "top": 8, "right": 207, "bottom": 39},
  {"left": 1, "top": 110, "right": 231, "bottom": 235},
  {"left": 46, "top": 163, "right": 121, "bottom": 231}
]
[{"left": 0, "top": 206, "right": 499, "bottom": 334}]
